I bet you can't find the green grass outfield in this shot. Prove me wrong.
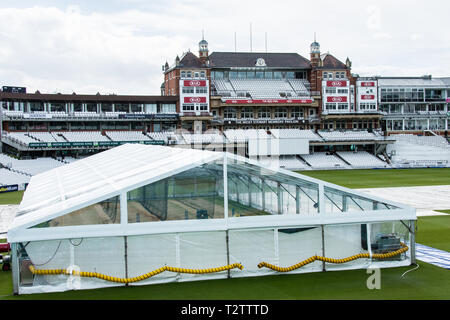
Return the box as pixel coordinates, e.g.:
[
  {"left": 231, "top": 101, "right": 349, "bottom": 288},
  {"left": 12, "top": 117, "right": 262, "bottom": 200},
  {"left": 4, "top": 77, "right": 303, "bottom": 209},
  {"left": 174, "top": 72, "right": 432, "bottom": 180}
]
[
  {"left": 297, "top": 168, "right": 450, "bottom": 189},
  {"left": 1, "top": 168, "right": 449, "bottom": 205},
  {"left": 0, "top": 191, "right": 24, "bottom": 205},
  {"left": 0, "top": 168, "right": 449, "bottom": 299},
  {"left": 0, "top": 215, "right": 448, "bottom": 300}
]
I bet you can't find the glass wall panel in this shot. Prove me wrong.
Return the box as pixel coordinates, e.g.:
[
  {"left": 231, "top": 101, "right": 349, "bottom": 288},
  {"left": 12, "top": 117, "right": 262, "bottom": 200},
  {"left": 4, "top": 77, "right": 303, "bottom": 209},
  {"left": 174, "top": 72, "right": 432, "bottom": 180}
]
[
  {"left": 145, "top": 104, "right": 157, "bottom": 113},
  {"left": 73, "top": 103, "right": 82, "bottom": 112},
  {"left": 86, "top": 102, "right": 97, "bottom": 112},
  {"left": 115, "top": 103, "right": 129, "bottom": 113},
  {"left": 227, "top": 159, "right": 319, "bottom": 217},
  {"left": 161, "top": 104, "right": 176, "bottom": 113},
  {"left": 324, "top": 186, "right": 397, "bottom": 213},
  {"left": 367, "top": 221, "right": 410, "bottom": 262},
  {"left": 229, "top": 71, "right": 238, "bottom": 79},
  {"left": 131, "top": 104, "right": 142, "bottom": 113},
  {"left": 101, "top": 103, "right": 113, "bottom": 113},
  {"left": 29, "top": 102, "right": 44, "bottom": 112},
  {"left": 127, "top": 160, "right": 225, "bottom": 223},
  {"left": 50, "top": 103, "right": 66, "bottom": 112},
  {"left": 31, "top": 195, "right": 121, "bottom": 228},
  {"left": 273, "top": 71, "right": 282, "bottom": 79}
]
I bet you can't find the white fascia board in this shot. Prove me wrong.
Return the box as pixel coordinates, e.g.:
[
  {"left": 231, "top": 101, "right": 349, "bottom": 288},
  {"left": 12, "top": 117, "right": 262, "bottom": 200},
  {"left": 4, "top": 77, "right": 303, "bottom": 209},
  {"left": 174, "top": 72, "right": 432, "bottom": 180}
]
[
  {"left": 8, "top": 188, "right": 123, "bottom": 233},
  {"left": 225, "top": 152, "right": 415, "bottom": 211},
  {"left": 7, "top": 223, "right": 127, "bottom": 243},
  {"left": 8, "top": 219, "right": 227, "bottom": 243},
  {"left": 8, "top": 207, "right": 415, "bottom": 243},
  {"left": 225, "top": 208, "right": 416, "bottom": 229}
]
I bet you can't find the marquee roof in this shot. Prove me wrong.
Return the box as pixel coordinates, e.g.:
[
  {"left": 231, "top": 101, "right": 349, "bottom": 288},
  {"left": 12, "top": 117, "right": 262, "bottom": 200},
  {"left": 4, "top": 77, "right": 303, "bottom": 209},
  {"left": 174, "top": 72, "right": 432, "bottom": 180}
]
[{"left": 10, "top": 144, "right": 222, "bottom": 231}]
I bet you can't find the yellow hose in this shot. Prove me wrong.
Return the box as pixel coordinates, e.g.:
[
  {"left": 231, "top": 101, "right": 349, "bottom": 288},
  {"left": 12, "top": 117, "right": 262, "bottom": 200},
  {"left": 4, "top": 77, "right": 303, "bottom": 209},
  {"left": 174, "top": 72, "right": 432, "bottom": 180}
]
[
  {"left": 28, "top": 242, "right": 409, "bottom": 281},
  {"left": 28, "top": 263, "right": 244, "bottom": 284},
  {"left": 258, "top": 243, "right": 409, "bottom": 272}
]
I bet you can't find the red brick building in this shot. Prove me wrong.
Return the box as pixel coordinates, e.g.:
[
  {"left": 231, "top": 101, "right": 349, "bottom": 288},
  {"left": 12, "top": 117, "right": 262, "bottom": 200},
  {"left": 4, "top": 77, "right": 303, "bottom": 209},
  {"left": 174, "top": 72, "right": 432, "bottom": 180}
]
[{"left": 163, "top": 38, "right": 383, "bottom": 133}]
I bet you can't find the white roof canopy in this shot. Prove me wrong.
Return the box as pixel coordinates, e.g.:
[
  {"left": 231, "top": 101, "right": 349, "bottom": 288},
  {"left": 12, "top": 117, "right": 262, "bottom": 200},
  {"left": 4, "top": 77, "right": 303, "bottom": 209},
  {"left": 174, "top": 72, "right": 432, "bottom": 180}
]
[{"left": 11, "top": 144, "right": 222, "bottom": 231}]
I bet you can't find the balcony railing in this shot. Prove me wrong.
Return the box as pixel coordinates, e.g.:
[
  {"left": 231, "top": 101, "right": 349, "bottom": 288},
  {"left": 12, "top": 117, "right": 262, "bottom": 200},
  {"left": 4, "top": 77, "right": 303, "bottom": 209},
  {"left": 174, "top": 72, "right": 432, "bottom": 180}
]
[
  {"left": 1, "top": 111, "right": 179, "bottom": 120},
  {"left": 425, "top": 96, "right": 445, "bottom": 102}
]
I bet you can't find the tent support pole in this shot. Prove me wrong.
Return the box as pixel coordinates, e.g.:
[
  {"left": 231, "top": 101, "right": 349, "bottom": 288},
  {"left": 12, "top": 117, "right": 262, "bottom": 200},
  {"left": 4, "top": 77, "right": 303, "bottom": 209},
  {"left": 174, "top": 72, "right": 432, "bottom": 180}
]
[
  {"left": 367, "top": 223, "right": 373, "bottom": 263},
  {"left": 410, "top": 220, "right": 416, "bottom": 265},
  {"left": 248, "top": 176, "right": 252, "bottom": 207},
  {"left": 277, "top": 182, "right": 282, "bottom": 215},
  {"left": 321, "top": 225, "right": 325, "bottom": 272},
  {"left": 261, "top": 178, "right": 266, "bottom": 212},
  {"left": 226, "top": 230, "right": 230, "bottom": 279},
  {"left": 124, "top": 236, "right": 128, "bottom": 286},
  {"left": 11, "top": 243, "right": 19, "bottom": 295}
]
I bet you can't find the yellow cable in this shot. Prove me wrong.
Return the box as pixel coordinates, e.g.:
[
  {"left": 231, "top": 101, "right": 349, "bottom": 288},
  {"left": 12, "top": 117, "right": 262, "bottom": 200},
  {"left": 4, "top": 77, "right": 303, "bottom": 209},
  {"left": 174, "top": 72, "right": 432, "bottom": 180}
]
[
  {"left": 28, "top": 242, "right": 409, "bottom": 281},
  {"left": 29, "top": 262, "right": 243, "bottom": 284},
  {"left": 258, "top": 243, "right": 409, "bottom": 272}
]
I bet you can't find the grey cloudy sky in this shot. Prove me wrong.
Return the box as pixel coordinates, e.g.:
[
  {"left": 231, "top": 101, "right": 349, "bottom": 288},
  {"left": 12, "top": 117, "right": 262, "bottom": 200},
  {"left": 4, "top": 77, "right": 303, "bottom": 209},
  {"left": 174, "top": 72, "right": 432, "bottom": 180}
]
[{"left": 0, "top": 0, "right": 449, "bottom": 95}]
